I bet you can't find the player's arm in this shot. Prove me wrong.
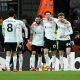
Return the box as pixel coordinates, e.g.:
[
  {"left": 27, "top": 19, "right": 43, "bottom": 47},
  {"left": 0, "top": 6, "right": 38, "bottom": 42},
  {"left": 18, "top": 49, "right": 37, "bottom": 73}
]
[
  {"left": 16, "top": 24, "right": 21, "bottom": 48},
  {"left": 64, "top": 22, "right": 73, "bottom": 37},
  {"left": 22, "top": 22, "right": 28, "bottom": 39},
  {"left": 29, "top": 24, "right": 33, "bottom": 41},
  {"left": 30, "top": 32, "right": 33, "bottom": 42}
]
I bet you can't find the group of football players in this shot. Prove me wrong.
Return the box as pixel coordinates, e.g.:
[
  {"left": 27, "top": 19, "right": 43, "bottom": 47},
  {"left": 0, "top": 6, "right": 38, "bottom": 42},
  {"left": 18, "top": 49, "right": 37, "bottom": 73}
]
[{"left": 2, "top": 9, "right": 73, "bottom": 71}]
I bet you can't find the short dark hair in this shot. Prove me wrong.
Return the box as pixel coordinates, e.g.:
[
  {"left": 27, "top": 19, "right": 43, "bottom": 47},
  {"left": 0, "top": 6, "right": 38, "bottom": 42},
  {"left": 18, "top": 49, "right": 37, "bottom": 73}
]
[
  {"left": 8, "top": 8, "right": 15, "bottom": 17},
  {"left": 58, "top": 12, "right": 65, "bottom": 17},
  {"left": 36, "top": 15, "right": 42, "bottom": 19},
  {"left": 44, "top": 11, "right": 52, "bottom": 15}
]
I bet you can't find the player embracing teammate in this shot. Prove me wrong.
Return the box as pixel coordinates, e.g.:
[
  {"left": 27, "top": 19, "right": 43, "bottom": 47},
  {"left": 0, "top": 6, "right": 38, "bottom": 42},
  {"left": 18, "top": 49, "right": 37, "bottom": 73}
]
[{"left": 30, "top": 11, "right": 73, "bottom": 71}]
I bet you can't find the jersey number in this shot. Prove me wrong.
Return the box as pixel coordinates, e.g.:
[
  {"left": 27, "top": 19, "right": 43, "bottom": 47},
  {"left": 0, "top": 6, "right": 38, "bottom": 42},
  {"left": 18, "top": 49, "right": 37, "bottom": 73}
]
[{"left": 7, "top": 24, "right": 13, "bottom": 32}]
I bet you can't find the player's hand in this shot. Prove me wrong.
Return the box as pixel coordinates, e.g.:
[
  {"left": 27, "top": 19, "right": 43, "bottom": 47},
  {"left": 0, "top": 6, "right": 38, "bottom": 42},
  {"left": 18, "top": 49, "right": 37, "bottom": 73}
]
[
  {"left": 32, "top": 22, "right": 37, "bottom": 26},
  {"left": 27, "top": 40, "right": 32, "bottom": 44},
  {"left": 26, "top": 40, "right": 32, "bottom": 51},
  {"left": 17, "top": 43, "right": 21, "bottom": 48},
  {"left": 62, "top": 19, "right": 68, "bottom": 24}
]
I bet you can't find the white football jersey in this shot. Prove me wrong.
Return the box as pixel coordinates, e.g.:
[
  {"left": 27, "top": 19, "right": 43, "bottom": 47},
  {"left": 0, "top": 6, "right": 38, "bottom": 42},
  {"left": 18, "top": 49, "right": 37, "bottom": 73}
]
[
  {"left": 43, "top": 19, "right": 57, "bottom": 40},
  {"left": 2, "top": 18, "right": 20, "bottom": 43},
  {"left": 56, "top": 20, "right": 73, "bottom": 40},
  {"left": 31, "top": 24, "right": 44, "bottom": 46},
  {"left": 16, "top": 20, "right": 28, "bottom": 42}
]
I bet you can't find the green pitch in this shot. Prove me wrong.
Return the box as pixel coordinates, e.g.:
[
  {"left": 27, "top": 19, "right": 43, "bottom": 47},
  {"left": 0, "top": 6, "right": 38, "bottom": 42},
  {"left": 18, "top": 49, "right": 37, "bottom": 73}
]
[{"left": 0, "top": 71, "right": 80, "bottom": 80}]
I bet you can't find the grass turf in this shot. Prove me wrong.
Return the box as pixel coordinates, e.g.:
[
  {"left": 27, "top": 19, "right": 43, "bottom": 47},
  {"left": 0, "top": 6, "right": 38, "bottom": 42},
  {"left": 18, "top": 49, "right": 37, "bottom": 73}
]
[{"left": 0, "top": 71, "right": 80, "bottom": 80}]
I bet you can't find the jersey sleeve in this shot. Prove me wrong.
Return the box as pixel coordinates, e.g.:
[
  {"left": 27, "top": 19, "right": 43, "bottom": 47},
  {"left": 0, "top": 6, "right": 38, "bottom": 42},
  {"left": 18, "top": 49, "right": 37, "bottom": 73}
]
[
  {"left": 30, "top": 22, "right": 35, "bottom": 34},
  {"left": 64, "top": 22, "right": 73, "bottom": 36},
  {"left": 22, "top": 22, "right": 28, "bottom": 39},
  {"left": 16, "top": 23, "right": 21, "bottom": 42}
]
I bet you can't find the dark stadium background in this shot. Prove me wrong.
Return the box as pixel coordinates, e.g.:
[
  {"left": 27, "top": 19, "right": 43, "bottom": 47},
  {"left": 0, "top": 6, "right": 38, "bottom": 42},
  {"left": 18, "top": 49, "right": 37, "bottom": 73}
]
[{"left": 0, "top": 0, "right": 70, "bottom": 23}]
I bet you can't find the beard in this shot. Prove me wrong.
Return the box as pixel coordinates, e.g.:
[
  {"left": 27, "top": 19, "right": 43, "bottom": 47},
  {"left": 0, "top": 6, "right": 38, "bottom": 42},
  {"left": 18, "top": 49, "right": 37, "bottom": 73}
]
[{"left": 36, "top": 21, "right": 41, "bottom": 25}]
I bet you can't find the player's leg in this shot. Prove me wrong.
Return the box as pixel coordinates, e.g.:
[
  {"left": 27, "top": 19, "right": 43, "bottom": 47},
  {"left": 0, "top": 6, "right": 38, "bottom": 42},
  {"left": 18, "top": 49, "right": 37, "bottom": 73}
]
[
  {"left": 30, "top": 45, "right": 36, "bottom": 71},
  {"left": 37, "top": 47, "right": 43, "bottom": 71},
  {"left": 12, "top": 43, "right": 17, "bottom": 71},
  {"left": 17, "top": 43, "right": 23, "bottom": 71},
  {"left": 5, "top": 43, "right": 11, "bottom": 71},
  {"left": 18, "top": 53, "right": 23, "bottom": 71},
  {"left": 44, "top": 38, "right": 51, "bottom": 69},
  {"left": 42, "top": 54, "right": 46, "bottom": 64},
  {"left": 51, "top": 41, "right": 57, "bottom": 71},
  {"left": 44, "top": 48, "right": 51, "bottom": 69},
  {"left": 58, "top": 41, "right": 64, "bottom": 70},
  {"left": 37, "top": 54, "right": 42, "bottom": 71},
  {"left": 51, "top": 50, "right": 57, "bottom": 71},
  {"left": 66, "top": 41, "right": 71, "bottom": 70},
  {"left": 59, "top": 50, "right": 64, "bottom": 70},
  {"left": 13, "top": 51, "right": 17, "bottom": 71},
  {"left": 0, "top": 57, "right": 6, "bottom": 71}
]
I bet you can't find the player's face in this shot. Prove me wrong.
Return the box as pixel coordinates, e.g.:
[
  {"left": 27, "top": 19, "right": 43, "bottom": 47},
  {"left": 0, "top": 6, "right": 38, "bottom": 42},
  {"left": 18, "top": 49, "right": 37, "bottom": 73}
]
[
  {"left": 23, "top": 19, "right": 27, "bottom": 24},
  {"left": 58, "top": 16, "right": 65, "bottom": 22},
  {"left": 35, "top": 17, "right": 42, "bottom": 24},
  {"left": 45, "top": 13, "right": 51, "bottom": 19}
]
